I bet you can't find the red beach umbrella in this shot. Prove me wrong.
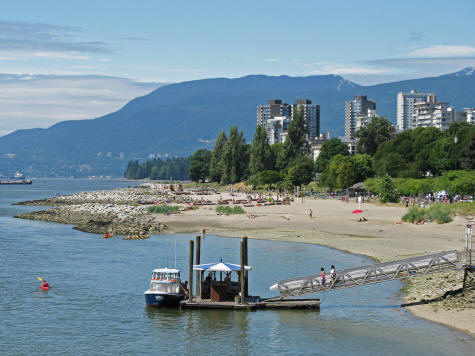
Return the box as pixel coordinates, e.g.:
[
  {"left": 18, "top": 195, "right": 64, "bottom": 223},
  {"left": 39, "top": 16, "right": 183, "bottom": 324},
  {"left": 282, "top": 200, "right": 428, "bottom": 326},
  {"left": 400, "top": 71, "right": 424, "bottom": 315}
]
[{"left": 352, "top": 209, "right": 363, "bottom": 213}]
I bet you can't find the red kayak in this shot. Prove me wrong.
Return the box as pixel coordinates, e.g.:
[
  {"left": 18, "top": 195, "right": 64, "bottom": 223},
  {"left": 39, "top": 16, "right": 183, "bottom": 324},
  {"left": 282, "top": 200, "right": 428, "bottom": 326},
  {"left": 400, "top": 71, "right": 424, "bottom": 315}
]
[{"left": 41, "top": 285, "right": 50, "bottom": 291}]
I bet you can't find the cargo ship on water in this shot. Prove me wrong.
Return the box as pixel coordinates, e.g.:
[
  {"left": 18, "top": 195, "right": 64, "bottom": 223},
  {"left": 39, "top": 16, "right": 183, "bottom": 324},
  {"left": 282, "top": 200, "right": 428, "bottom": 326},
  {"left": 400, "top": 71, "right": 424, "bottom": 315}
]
[{"left": 0, "top": 172, "right": 32, "bottom": 185}]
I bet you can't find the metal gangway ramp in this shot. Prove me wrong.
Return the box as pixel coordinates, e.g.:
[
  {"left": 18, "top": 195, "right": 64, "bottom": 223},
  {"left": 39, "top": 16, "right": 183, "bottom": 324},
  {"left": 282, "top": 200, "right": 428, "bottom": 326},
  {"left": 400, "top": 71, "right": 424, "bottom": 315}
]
[{"left": 270, "top": 250, "right": 462, "bottom": 298}]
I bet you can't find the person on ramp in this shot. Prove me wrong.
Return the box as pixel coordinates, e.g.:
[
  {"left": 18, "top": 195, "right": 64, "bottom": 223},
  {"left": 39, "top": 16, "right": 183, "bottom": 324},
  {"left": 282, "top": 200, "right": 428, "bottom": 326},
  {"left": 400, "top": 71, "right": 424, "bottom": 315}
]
[{"left": 320, "top": 267, "right": 326, "bottom": 287}]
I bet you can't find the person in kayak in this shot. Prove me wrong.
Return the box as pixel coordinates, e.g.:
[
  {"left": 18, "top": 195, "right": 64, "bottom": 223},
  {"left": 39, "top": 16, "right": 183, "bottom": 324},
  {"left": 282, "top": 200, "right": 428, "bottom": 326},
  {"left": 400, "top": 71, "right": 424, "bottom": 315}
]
[{"left": 42, "top": 280, "right": 49, "bottom": 289}]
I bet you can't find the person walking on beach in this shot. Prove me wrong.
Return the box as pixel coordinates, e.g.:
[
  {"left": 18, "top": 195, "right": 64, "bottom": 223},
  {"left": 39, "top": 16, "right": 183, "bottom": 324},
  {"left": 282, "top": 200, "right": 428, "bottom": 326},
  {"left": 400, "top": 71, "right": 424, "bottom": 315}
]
[
  {"left": 320, "top": 267, "right": 326, "bottom": 287},
  {"left": 202, "top": 227, "right": 206, "bottom": 237},
  {"left": 309, "top": 209, "right": 313, "bottom": 218}
]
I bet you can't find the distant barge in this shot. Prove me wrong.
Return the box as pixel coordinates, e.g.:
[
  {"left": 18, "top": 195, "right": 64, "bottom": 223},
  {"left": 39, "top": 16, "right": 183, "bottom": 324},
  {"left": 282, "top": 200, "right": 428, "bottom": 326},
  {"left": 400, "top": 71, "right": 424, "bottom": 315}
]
[{"left": 0, "top": 172, "right": 32, "bottom": 185}]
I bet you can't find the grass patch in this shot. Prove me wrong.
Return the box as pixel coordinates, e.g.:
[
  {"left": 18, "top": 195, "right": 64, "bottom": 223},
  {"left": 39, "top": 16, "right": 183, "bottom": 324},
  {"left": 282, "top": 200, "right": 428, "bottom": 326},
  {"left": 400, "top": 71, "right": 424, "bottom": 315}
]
[
  {"left": 147, "top": 205, "right": 179, "bottom": 214},
  {"left": 450, "top": 201, "right": 475, "bottom": 216},
  {"left": 402, "top": 204, "right": 454, "bottom": 224},
  {"left": 216, "top": 205, "right": 245, "bottom": 215}
]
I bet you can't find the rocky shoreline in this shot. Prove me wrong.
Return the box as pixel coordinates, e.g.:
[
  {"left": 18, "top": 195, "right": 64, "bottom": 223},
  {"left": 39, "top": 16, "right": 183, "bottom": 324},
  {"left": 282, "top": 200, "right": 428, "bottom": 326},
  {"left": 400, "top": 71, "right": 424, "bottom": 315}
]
[
  {"left": 403, "top": 270, "right": 474, "bottom": 311},
  {"left": 14, "top": 184, "right": 195, "bottom": 235}
]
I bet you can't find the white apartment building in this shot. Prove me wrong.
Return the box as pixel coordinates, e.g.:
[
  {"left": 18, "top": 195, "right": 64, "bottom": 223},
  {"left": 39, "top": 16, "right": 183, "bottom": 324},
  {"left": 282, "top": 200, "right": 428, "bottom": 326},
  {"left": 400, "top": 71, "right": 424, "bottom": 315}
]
[
  {"left": 411, "top": 98, "right": 455, "bottom": 131},
  {"left": 265, "top": 116, "right": 290, "bottom": 145},
  {"left": 355, "top": 109, "right": 377, "bottom": 132},
  {"left": 257, "top": 99, "right": 291, "bottom": 126},
  {"left": 458, "top": 108, "right": 475, "bottom": 124},
  {"left": 345, "top": 96, "right": 376, "bottom": 142},
  {"left": 257, "top": 98, "right": 320, "bottom": 145},
  {"left": 397, "top": 90, "right": 434, "bottom": 131}
]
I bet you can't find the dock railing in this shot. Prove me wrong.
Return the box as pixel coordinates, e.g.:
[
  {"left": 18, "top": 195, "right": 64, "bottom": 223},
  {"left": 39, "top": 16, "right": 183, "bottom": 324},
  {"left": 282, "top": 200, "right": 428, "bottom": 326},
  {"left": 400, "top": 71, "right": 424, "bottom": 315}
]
[{"left": 272, "top": 250, "right": 462, "bottom": 298}]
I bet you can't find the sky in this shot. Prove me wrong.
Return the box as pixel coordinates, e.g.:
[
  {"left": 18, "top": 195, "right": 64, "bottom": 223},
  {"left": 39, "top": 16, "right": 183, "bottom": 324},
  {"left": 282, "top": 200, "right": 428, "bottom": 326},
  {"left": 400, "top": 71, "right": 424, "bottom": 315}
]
[{"left": 1, "top": 0, "right": 474, "bottom": 135}]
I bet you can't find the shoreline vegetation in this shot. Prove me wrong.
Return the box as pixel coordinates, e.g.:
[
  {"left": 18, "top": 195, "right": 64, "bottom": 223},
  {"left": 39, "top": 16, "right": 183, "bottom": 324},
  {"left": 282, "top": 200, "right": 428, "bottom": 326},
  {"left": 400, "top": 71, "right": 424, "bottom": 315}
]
[{"left": 14, "top": 182, "right": 474, "bottom": 336}]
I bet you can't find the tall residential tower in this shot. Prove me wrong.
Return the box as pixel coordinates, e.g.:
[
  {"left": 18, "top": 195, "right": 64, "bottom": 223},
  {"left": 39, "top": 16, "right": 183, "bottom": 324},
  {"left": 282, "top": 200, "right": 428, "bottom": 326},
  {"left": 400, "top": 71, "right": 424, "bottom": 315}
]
[
  {"left": 257, "top": 99, "right": 320, "bottom": 144},
  {"left": 397, "top": 90, "right": 434, "bottom": 131},
  {"left": 345, "top": 95, "right": 376, "bottom": 142}
]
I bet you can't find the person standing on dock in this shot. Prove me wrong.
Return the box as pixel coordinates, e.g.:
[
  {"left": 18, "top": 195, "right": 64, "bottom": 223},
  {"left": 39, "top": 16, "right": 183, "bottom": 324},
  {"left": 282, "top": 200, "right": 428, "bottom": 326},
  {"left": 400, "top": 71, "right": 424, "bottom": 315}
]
[{"left": 320, "top": 267, "right": 326, "bottom": 287}]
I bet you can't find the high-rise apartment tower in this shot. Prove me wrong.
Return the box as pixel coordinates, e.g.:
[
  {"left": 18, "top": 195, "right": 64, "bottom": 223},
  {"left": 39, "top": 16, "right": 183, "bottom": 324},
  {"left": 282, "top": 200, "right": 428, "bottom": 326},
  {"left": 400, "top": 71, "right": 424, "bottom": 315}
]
[
  {"left": 345, "top": 96, "right": 376, "bottom": 141},
  {"left": 397, "top": 90, "right": 434, "bottom": 131}
]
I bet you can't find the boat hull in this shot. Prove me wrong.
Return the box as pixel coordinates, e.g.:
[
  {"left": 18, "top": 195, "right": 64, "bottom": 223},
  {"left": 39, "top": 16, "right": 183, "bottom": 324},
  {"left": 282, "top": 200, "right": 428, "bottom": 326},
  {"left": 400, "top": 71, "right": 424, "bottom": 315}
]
[{"left": 145, "top": 292, "right": 185, "bottom": 307}]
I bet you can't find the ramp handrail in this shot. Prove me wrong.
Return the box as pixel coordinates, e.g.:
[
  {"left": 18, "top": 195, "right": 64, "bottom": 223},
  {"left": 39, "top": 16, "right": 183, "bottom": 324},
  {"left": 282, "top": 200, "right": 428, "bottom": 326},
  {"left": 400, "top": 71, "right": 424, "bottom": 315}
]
[{"left": 271, "top": 250, "right": 461, "bottom": 298}]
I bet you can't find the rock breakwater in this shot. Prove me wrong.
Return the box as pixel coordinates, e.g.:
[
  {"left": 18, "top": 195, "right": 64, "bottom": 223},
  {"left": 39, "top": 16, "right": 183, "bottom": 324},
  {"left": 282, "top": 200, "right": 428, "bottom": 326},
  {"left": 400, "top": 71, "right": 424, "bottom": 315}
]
[
  {"left": 13, "top": 185, "right": 198, "bottom": 235},
  {"left": 404, "top": 270, "right": 475, "bottom": 311}
]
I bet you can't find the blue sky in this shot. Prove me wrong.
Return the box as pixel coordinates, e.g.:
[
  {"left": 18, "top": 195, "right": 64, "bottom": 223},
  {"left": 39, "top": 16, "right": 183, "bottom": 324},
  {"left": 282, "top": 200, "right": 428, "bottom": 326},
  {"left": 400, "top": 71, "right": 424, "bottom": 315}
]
[
  {"left": 1, "top": 0, "right": 475, "bottom": 84},
  {"left": 1, "top": 0, "right": 474, "bottom": 135}
]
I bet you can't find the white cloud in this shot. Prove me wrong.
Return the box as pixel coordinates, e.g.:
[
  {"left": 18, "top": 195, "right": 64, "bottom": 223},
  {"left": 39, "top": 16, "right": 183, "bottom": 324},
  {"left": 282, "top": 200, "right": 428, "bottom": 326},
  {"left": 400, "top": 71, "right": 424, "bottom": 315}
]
[
  {"left": 265, "top": 58, "right": 278, "bottom": 63},
  {"left": 33, "top": 51, "right": 90, "bottom": 59},
  {"left": 306, "top": 62, "right": 387, "bottom": 75},
  {"left": 408, "top": 45, "right": 475, "bottom": 58},
  {"left": 0, "top": 74, "right": 164, "bottom": 137}
]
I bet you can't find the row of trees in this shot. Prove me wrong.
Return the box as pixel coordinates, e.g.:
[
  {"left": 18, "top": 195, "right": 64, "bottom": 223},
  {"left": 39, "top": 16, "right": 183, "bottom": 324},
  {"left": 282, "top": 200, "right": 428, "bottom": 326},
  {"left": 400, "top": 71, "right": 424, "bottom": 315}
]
[
  {"left": 372, "top": 122, "right": 475, "bottom": 177},
  {"left": 189, "top": 109, "right": 315, "bottom": 188},
  {"left": 124, "top": 157, "right": 190, "bottom": 180},
  {"left": 313, "top": 119, "right": 475, "bottom": 191},
  {"left": 366, "top": 170, "right": 475, "bottom": 197}
]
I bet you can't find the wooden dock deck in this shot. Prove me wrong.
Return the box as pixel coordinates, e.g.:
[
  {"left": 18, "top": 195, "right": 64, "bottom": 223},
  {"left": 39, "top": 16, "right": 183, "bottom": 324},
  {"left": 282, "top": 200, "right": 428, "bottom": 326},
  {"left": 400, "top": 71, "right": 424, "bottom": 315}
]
[{"left": 181, "top": 297, "right": 320, "bottom": 310}]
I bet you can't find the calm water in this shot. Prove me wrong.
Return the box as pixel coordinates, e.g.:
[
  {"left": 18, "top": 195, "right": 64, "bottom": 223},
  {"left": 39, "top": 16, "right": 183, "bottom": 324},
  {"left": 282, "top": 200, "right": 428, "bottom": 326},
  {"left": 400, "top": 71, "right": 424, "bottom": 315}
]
[{"left": 0, "top": 180, "right": 473, "bottom": 355}]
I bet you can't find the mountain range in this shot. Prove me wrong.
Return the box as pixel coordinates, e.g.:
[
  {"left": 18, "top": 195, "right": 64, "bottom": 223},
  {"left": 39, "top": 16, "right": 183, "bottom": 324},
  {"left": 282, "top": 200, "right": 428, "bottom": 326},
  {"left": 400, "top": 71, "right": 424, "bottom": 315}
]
[{"left": 0, "top": 68, "right": 474, "bottom": 177}]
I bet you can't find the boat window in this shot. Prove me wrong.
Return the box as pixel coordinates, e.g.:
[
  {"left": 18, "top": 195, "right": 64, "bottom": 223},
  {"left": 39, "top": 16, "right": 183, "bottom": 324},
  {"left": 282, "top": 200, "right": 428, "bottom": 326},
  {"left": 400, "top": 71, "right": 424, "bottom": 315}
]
[{"left": 150, "top": 282, "right": 180, "bottom": 293}]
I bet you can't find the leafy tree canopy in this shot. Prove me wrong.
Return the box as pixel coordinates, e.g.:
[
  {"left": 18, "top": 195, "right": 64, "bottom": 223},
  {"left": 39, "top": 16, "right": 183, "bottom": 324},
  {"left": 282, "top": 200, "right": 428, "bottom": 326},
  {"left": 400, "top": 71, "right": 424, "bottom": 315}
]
[
  {"left": 189, "top": 149, "right": 212, "bottom": 182},
  {"left": 356, "top": 116, "right": 394, "bottom": 156},
  {"left": 315, "top": 138, "right": 349, "bottom": 173},
  {"left": 249, "top": 125, "right": 273, "bottom": 175}
]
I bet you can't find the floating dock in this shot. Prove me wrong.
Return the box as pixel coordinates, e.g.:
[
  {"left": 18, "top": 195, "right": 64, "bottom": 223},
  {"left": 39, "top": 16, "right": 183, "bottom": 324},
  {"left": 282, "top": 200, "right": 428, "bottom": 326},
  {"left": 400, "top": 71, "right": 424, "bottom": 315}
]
[
  {"left": 180, "top": 297, "right": 320, "bottom": 310},
  {"left": 183, "top": 235, "right": 320, "bottom": 311}
]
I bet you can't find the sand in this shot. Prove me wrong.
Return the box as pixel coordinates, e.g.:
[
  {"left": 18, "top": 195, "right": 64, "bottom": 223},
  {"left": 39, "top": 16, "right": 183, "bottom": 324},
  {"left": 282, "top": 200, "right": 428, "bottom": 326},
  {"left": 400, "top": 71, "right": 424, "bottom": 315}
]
[{"left": 157, "top": 192, "right": 474, "bottom": 335}]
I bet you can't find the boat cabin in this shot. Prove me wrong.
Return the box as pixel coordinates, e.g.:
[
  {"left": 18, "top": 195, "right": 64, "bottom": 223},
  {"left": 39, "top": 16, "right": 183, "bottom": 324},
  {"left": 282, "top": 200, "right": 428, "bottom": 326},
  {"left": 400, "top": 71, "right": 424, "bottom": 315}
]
[
  {"left": 151, "top": 268, "right": 181, "bottom": 281},
  {"left": 149, "top": 268, "right": 183, "bottom": 294}
]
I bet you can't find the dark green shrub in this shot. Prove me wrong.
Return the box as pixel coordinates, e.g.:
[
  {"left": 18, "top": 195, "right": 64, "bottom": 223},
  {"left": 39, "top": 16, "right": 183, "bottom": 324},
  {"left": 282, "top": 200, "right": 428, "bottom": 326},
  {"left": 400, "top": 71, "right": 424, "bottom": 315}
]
[
  {"left": 216, "top": 205, "right": 245, "bottom": 214},
  {"left": 148, "top": 205, "right": 179, "bottom": 214}
]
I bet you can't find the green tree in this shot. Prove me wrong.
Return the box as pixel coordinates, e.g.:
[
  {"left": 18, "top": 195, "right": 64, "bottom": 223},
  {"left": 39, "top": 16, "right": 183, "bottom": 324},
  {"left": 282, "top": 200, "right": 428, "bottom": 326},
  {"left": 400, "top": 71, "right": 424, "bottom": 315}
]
[
  {"left": 320, "top": 154, "right": 355, "bottom": 190},
  {"left": 315, "top": 138, "right": 349, "bottom": 173},
  {"left": 460, "top": 132, "right": 475, "bottom": 169},
  {"left": 258, "top": 170, "right": 281, "bottom": 188},
  {"left": 374, "top": 130, "right": 418, "bottom": 178},
  {"left": 209, "top": 131, "right": 227, "bottom": 182},
  {"left": 189, "top": 149, "right": 212, "bottom": 182},
  {"left": 284, "top": 156, "right": 314, "bottom": 188},
  {"left": 249, "top": 125, "right": 273, "bottom": 175},
  {"left": 270, "top": 142, "right": 285, "bottom": 170},
  {"left": 220, "top": 126, "right": 248, "bottom": 184},
  {"left": 285, "top": 107, "right": 309, "bottom": 160},
  {"left": 356, "top": 117, "right": 395, "bottom": 156},
  {"left": 379, "top": 174, "right": 399, "bottom": 203},
  {"left": 124, "top": 160, "right": 139, "bottom": 179},
  {"left": 353, "top": 154, "right": 375, "bottom": 183}
]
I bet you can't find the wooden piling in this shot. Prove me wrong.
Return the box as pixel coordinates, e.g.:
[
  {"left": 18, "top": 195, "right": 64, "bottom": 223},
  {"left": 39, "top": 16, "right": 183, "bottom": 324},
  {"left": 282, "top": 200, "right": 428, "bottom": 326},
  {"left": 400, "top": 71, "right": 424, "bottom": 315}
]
[
  {"left": 243, "top": 236, "right": 248, "bottom": 297},
  {"left": 240, "top": 241, "right": 245, "bottom": 305},
  {"left": 196, "top": 235, "right": 201, "bottom": 298},
  {"left": 189, "top": 239, "right": 194, "bottom": 302}
]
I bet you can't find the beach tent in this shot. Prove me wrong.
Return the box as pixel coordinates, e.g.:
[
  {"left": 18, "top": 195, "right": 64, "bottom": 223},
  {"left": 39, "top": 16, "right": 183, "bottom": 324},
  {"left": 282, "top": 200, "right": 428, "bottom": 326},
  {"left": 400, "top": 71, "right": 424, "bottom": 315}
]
[{"left": 193, "top": 260, "right": 252, "bottom": 272}]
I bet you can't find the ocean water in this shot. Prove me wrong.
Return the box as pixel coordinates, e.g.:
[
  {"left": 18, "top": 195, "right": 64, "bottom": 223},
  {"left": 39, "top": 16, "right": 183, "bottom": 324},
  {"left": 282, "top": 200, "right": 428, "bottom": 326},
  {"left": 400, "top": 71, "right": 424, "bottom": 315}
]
[{"left": 0, "top": 180, "right": 473, "bottom": 355}]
